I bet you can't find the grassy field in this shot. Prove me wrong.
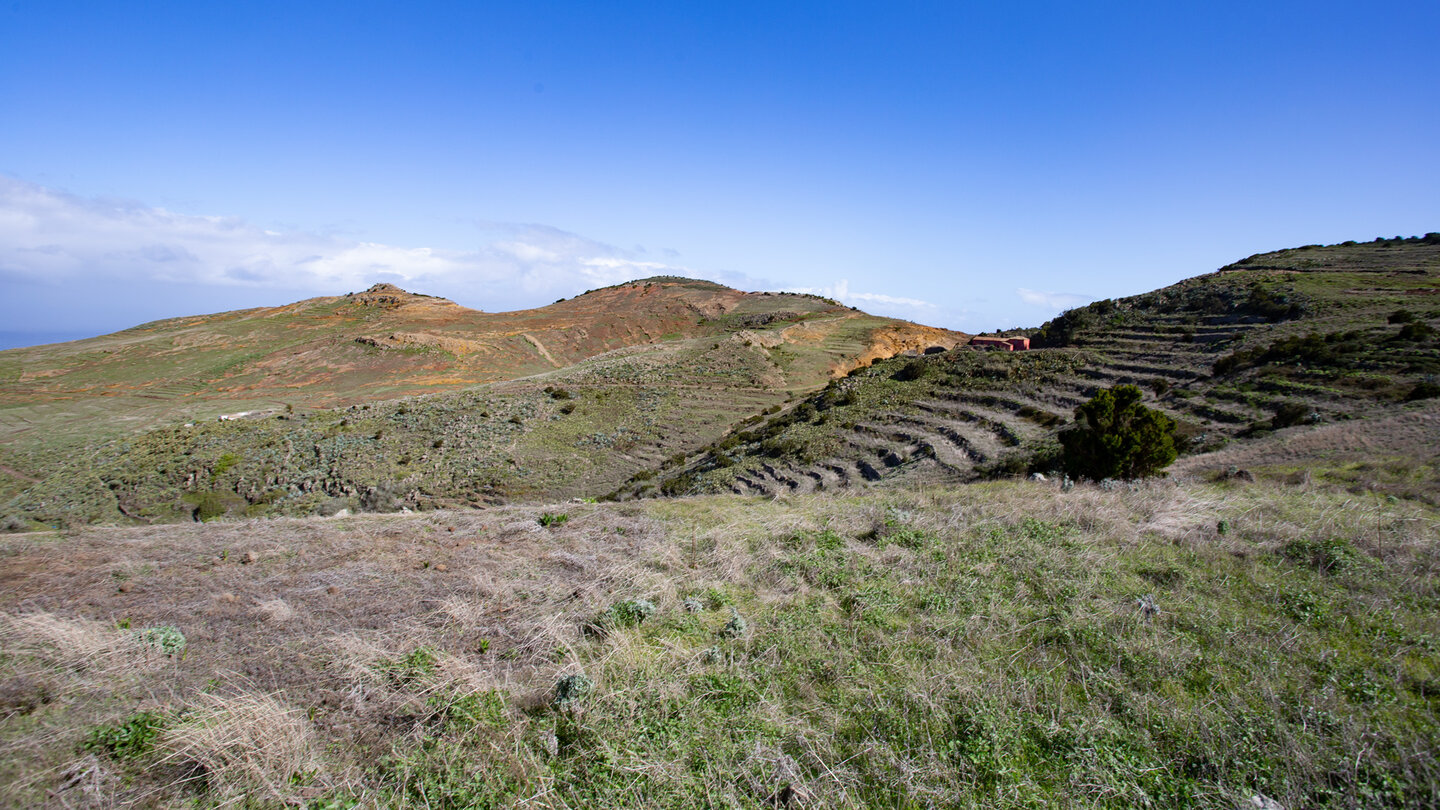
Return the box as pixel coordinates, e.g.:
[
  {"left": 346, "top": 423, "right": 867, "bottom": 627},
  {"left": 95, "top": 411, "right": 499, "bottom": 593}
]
[{"left": 1, "top": 472, "right": 1436, "bottom": 808}]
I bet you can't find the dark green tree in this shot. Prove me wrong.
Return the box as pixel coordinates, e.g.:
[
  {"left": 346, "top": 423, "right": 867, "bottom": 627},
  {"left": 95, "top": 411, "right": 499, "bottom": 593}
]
[{"left": 1060, "top": 385, "right": 1178, "bottom": 480}]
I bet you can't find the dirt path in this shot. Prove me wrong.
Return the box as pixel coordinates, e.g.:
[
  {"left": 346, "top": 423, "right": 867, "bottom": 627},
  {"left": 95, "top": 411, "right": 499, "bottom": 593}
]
[
  {"left": 522, "top": 333, "right": 563, "bottom": 368},
  {"left": 0, "top": 463, "right": 38, "bottom": 483}
]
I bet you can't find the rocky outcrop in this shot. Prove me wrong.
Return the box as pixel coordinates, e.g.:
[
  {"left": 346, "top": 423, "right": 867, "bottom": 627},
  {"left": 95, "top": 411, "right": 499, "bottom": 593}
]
[
  {"left": 355, "top": 332, "right": 490, "bottom": 356},
  {"left": 833, "top": 324, "right": 969, "bottom": 377}
]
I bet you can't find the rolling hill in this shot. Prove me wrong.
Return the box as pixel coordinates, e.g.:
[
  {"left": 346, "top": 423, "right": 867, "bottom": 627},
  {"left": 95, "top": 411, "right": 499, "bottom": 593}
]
[
  {"left": 0, "top": 277, "right": 963, "bottom": 525},
  {"left": 4, "top": 237, "right": 1438, "bottom": 527}
]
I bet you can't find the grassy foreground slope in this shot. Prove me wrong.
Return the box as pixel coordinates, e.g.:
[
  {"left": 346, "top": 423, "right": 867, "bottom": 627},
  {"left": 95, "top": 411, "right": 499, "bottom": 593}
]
[
  {"left": 642, "top": 237, "right": 1440, "bottom": 498},
  {"left": 1, "top": 476, "right": 1436, "bottom": 807}
]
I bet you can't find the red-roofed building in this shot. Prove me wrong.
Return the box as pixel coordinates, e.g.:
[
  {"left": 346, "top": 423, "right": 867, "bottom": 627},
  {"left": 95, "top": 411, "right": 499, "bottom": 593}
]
[{"left": 968, "top": 336, "right": 1030, "bottom": 351}]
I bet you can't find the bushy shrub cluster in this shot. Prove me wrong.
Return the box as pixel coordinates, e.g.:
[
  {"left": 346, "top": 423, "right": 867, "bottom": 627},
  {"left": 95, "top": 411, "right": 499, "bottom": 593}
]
[
  {"left": 1213, "top": 330, "right": 1365, "bottom": 376},
  {"left": 1031, "top": 307, "right": 1094, "bottom": 348},
  {"left": 1059, "top": 385, "right": 1178, "bottom": 481}
]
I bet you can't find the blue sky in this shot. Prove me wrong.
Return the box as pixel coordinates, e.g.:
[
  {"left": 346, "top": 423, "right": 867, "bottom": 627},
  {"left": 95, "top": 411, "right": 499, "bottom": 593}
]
[{"left": 2, "top": 1, "right": 1436, "bottom": 348}]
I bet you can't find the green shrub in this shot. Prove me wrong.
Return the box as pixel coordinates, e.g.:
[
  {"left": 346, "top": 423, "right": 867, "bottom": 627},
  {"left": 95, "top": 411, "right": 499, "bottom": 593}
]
[
  {"left": 719, "top": 611, "right": 748, "bottom": 639},
  {"left": 537, "top": 512, "right": 569, "bottom": 527},
  {"left": 1398, "top": 321, "right": 1436, "bottom": 341},
  {"left": 660, "top": 472, "right": 697, "bottom": 496},
  {"left": 213, "top": 452, "right": 241, "bottom": 476},
  {"left": 134, "top": 625, "right": 186, "bottom": 656},
  {"left": 1059, "top": 385, "right": 1178, "bottom": 481},
  {"left": 1389, "top": 309, "right": 1417, "bottom": 324},
  {"left": 1032, "top": 307, "right": 1092, "bottom": 348},
  {"left": 552, "top": 674, "right": 593, "bottom": 709},
  {"left": 1269, "top": 401, "right": 1313, "bottom": 429},
  {"left": 190, "top": 492, "right": 229, "bottom": 522},
  {"left": 83, "top": 711, "right": 166, "bottom": 759},
  {"left": 1405, "top": 382, "right": 1440, "bottom": 402},
  {"left": 602, "top": 599, "right": 656, "bottom": 628},
  {"left": 1214, "top": 330, "right": 1365, "bottom": 376},
  {"left": 1241, "top": 284, "right": 1305, "bottom": 321},
  {"left": 893, "top": 359, "right": 929, "bottom": 381}
]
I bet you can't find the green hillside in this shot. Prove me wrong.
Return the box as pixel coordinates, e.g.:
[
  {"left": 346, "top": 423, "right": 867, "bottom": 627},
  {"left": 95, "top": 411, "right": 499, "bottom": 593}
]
[
  {"left": 1, "top": 239, "right": 1437, "bottom": 809},
  {"left": 0, "top": 283, "right": 961, "bottom": 526},
  {"left": 636, "top": 237, "right": 1440, "bottom": 500}
]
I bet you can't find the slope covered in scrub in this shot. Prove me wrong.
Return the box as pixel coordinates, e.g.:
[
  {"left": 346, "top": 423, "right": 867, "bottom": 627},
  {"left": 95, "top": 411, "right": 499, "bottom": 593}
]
[
  {"left": 0, "top": 279, "right": 963, "bottom": 524},
  {"left": 638, "top": 237, "right": 1440, "bottom": 498}
]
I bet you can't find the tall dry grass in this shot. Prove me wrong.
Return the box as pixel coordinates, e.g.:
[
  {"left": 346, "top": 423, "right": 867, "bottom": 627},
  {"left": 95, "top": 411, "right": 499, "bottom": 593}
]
[{"left": 153, "top": 690, "right": 317, "bottom": 804}]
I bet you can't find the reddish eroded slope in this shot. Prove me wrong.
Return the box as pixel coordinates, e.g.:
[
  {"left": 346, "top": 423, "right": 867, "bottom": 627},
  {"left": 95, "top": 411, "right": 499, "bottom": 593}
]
[{"left": 0, "top": 278, "right": 966, "bottom": 467}]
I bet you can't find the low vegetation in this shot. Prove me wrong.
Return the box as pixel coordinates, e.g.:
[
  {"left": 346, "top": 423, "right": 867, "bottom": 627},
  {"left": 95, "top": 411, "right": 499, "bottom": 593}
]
[
  {"left": 0, "top": 278, "right": 946, "bottom": 522},
  {"left": 636, "top": 238, "right": 1438, "bottom": 498},
  {"left": 1, "top": 475, "right": 1436, "bottom": 807}
]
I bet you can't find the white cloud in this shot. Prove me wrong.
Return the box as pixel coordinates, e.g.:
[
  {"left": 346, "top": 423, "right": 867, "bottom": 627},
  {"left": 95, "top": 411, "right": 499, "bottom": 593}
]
[
  {"left": 784, "top": 278, "right": 935, "bottom": 311},
  {"left": 579, "top": 257, "right": 672, "bottom": 273},
  {"left": 0, "top": 177, "right": 699, "bottom": 312},
  {"left": 1017, "top": 287, "right": 1091, "bottom": 311}
]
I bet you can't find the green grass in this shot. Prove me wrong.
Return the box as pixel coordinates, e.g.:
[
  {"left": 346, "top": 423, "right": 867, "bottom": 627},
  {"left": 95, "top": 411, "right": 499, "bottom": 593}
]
[
  {"left": 347, "top": 483, "right": 1438, "bottom": 807},
  {"left": 2, "top": 478, "right": 1437, "bottom": 807},
  {"left": 82, "top": 711, "right": 167, "bottom": 759}
]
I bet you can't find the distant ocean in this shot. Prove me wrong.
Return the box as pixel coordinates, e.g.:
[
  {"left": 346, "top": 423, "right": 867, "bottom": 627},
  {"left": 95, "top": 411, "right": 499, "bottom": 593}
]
[{"left": 0, "top": 331, "right": 91, "bottom": 351}]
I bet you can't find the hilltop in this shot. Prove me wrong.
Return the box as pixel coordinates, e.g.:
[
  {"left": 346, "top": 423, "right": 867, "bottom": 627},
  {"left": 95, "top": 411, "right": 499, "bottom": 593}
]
[{"left": 0, "top": 277, "right": 936, "bottom": 429}]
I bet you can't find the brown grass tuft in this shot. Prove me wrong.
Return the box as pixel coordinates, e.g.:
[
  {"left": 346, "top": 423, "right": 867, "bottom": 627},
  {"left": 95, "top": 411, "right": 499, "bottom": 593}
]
[
  {"left": 0, "top": 611, "right": 166, "bottom": 674},
  {"left": 156, "top": 690, "right": 317, "bottom": 803}
]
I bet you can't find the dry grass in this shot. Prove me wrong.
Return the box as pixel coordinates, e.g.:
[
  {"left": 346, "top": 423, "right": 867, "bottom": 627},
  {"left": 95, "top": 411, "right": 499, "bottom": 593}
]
[
  {"left": 0, "top": 611, "right": 148, "bottom": 673},
  {"left": 0, "top": 478, "right": 1437, "bottom": 807},
  {"left": 154, "top": 690, "right": 317, "bottom": 804}
]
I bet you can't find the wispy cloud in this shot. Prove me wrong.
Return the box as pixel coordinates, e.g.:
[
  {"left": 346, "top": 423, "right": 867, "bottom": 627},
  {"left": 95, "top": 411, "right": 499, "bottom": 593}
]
[
  {"left": 0, "top": 177, "right": 697, "bottom": 311},
  {"left": 784, "top": 279, "right": 935, "bottom": 312},
  {"left": 1017, "top": 287, "right": 1091, "bottom": 311}
]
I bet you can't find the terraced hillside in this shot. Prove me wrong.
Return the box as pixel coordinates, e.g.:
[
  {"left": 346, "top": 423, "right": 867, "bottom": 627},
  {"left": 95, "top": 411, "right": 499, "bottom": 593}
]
[
  {"left": 634, "top": 236, "right": 1440, "bottom": 499},
  {"left": 0, "top": 281, "right": 964, "bottom": 525}
]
